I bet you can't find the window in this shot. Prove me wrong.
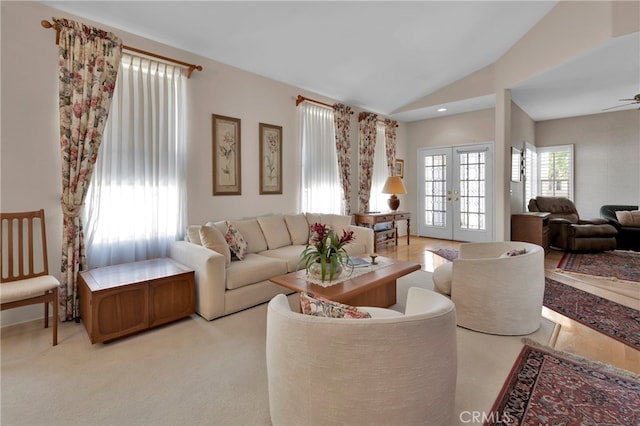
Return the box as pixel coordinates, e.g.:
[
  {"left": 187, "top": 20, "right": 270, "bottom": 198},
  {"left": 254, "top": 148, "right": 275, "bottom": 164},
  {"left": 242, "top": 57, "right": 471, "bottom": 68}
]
[
  {"left": 538, "top": 145, "right": 574, "bottom": 199},
  {"left": 84, "top": 55, "right": 187, "bottom": 268},
  {"left": 524, "top": 142, "right": 538, "bottom": 207},
  {"left": 523, "top": 143, "right": 574, "bottom": 204},
  {"left": 299, "top": 102, "right": 342, "bottom": 214}
]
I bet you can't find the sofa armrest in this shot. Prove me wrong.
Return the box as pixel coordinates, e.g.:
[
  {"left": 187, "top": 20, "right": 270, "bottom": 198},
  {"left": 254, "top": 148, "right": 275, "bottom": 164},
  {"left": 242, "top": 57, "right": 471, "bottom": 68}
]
[
  {"left": 578, "top": 218, "right": 608, "bottom": 225},
  {"left": 169, "top": 240, "right": 226, "bottom": 320},
  {"left": 349, "top": 225, "right": 374, "bottom": 254},
  {"left": 549, "top": 217, "right": 572, "bottom": 225}
]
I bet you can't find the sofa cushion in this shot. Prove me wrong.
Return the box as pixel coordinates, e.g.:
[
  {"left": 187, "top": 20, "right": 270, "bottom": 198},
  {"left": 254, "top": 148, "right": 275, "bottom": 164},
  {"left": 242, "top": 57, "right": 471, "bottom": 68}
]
[
  {"left": 299, "top": 292, "right": 371, "bottom": 318},
  {"left": 616, "top": 210, "right": 640, "bottom": 227},
  {"left": 344, "top": 241, "right": 367, "bottom": 256},
  {"left": 284, "top": 213, "right": 310, "bottom": 245},
  {"left": 225, "top": 253, "right": 288, "bottom": 290},
  {"left": 226, "top": 223, "right": 248, "bottom": 260},
  {"left": 305, "top": 213, "right": 352, "bottom": 237},
  {"left": 570, "top": 224, "right": 618, "bottom": 238},
  {"left": 260, "top": 245, "right": 306, "bottom": 272},
  {"left": 257, "top": 215, "right": 292, "bottom": 249},
  {"left": 199, "top": 225, "right": 231, "bottom": 264},
  {"left": 205, "top": 220, "right": 229, "bottom": 237},
  {"left": 229, "top": 219, "right": 268, "bottom": 254}
]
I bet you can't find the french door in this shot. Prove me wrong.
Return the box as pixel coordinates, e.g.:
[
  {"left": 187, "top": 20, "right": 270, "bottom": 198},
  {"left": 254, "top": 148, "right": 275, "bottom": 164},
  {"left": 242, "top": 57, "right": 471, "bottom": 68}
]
[{"left": 417, "top": 143, "right": 494, "bottom": 242}]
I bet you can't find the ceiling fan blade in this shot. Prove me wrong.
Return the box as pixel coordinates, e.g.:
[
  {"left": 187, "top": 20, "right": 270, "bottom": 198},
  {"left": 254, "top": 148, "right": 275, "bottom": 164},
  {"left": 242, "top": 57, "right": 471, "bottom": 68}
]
[
  {"left": 618, "top": 94, "right": 640, "bottom": 101},
  {"left": 602, "top": 102, "right": 638, "bottom": 111}
]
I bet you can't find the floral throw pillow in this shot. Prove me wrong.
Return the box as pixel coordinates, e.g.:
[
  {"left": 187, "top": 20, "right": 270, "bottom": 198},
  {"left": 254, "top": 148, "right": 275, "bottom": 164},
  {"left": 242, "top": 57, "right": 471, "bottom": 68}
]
[
  {"left": 225, "top": 223, "right": 248, "bottom": 261},
  {"left": 299, "top": 292, "right": 371, "bottom": 319},
  {"left": 500, "top": 248, "right": 528, "bottom": 258}
]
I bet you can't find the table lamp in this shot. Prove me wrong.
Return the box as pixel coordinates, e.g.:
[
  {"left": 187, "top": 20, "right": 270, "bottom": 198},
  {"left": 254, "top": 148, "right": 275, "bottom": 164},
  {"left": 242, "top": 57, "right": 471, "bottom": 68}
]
[{"left": 381, "top": 176, "right": 407, "bottom": 211}]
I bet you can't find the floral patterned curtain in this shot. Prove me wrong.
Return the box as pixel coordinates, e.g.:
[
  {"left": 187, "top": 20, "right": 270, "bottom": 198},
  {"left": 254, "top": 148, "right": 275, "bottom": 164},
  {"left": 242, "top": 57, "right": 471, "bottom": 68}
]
[
  {"left": 358, "top": 112, "right": 378, "bottom": 213},
  {"left": 332, "top": 103, "right": 353, "bottom": 215},
  {"left": 54, "top": 17, "right": 122, "bottom": 320},
  {"left": 384, "top": 119, "right": 399, "bottom": 175}
]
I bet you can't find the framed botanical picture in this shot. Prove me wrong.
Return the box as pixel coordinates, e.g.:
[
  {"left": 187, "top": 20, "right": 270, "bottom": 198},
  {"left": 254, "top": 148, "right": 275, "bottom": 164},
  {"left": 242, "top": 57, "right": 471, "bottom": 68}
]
[
  {"left": 259, "top": 123, "right": 283, "bottom": 194},
  {"left": 212, "top": 114, "right": 241, "bottom": 195},
  {"left": 394, "top": 159, "right": 404, "bottom": 178}
]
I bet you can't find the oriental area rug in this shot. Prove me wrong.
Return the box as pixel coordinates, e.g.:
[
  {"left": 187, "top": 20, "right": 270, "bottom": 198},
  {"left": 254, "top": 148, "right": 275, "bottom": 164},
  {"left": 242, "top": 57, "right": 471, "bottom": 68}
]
[
  {"left": 486, "top": 343, "right": 640, "bottom": 426},
  {"left": 428, "top": 248, "right": 459, "bottom": 262},
  {"left": 543, "top": 277, "right": 640, "bottom": 351},
  {"left": 557, "top": 250, "right": 640, "bottom": 283}
]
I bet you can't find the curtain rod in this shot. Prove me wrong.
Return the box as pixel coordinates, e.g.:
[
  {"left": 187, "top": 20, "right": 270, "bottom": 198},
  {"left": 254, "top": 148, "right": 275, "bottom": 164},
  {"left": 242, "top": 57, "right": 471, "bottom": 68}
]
[
  {"left": 358, "top": 112, "right": 399, "bottom": 127},
  {"left": 41, "top": 20, "right": 203, "bottom": 78},
  {"left": 295, "top": 95, "right": 354, "bottom": 114}
]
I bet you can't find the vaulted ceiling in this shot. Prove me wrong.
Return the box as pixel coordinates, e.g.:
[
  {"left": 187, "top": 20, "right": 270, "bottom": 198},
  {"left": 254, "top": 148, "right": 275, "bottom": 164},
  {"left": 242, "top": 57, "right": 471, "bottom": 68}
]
[{"left": 40, "top": 1, "right": 640, "bottom": 122}]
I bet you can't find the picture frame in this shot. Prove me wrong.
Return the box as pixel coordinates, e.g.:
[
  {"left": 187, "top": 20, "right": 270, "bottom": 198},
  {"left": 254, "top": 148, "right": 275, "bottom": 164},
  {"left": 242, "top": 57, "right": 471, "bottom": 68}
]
[
  {"left": 259, "top": 123, "right": 283, "bottom": 194},
  {"left": 394, "top": 159, "right": 404, "bottom": 178},
  {"left": 212, "top": 114, "right": 241, "bottom": 195},
  {"left": 511, "top": 147, "right": 522, "bottom": 183}
]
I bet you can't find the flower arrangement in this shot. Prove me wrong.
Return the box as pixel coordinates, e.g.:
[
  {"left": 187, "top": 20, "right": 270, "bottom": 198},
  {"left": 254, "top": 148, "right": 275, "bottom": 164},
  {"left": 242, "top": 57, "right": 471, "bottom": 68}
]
[{"left": 298, "top": 223, "right": 355, "bottom": 281}]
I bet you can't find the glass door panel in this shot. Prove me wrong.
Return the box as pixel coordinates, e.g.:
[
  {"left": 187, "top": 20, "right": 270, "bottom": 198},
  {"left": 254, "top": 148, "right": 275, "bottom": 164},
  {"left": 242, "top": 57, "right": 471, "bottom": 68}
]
[{"left": 418, "top": 144, "right": 494, "bottom": 242}]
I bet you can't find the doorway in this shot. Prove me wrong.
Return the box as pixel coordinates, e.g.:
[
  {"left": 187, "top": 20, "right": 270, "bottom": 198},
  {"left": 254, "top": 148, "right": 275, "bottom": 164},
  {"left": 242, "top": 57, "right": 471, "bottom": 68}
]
[{"left": 417, "top": 143, "right": 494, "bottom": 242}]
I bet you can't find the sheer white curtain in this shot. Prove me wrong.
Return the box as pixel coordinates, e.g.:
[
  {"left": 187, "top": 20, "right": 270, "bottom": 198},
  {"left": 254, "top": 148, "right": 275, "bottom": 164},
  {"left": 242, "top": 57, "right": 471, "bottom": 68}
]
[
  {"left": 299, "top": 102, "right": 342, "bottom": 214},
  {"left": 84, "top": 54, "right": 187, "bottom": 268},
  {"left": 368, "top": 124, "right": 389, "bottom": 212}
]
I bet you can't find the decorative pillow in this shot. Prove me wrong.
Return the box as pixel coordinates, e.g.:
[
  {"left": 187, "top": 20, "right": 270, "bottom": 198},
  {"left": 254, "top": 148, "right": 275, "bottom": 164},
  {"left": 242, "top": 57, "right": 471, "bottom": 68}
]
[
  {"left": 299, "top": 293, "right": 371, "bottom": 319},
  {"left": 257, "top": 215, "right": 291, "bottom": 249},
  {"left": 225, "top": 223, "right": 248, "bottom": 261},
  {"left": 615, "top": 210, "right": 640, "bottom": 227},
  {"left": 284, "top": 213, "right": 310, "bottom": 245},
  {"left": 199, "top": 225, "right": 231, "bottom": 264},
  {"left": 500, "top": 248, "right": 528, "bottom": 258}
]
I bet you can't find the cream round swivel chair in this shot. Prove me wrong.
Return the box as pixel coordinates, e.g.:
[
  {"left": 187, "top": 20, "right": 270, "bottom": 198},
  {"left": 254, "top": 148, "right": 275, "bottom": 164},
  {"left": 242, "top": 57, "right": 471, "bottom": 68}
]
[
  {"left": 266, "top": 287, "right": 457, "bottom": 426},
  {"left": 433, "top": 241, "right": 545, "bottom": 336}
]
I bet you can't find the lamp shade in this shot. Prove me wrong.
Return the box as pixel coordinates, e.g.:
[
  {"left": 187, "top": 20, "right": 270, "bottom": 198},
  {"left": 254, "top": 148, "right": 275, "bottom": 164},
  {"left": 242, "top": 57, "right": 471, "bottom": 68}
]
[{"left": 381, "top": 176, "right": 407, "bottom": 195}]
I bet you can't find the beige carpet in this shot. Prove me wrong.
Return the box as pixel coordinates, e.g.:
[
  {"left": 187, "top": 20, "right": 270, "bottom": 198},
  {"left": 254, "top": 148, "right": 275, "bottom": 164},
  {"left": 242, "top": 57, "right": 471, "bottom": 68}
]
[{"left": 1, "top": 270, "right": 554, "bottom": 426}]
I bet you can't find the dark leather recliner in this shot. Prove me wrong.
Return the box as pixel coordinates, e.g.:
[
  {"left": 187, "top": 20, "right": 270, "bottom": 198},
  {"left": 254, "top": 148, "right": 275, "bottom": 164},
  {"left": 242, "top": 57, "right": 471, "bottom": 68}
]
[
  {"left": 600, "top": 205, "right": 640, "bottom": 251},
  {"left": 528, "top": 197, "right": 617, "bottom": 252}
]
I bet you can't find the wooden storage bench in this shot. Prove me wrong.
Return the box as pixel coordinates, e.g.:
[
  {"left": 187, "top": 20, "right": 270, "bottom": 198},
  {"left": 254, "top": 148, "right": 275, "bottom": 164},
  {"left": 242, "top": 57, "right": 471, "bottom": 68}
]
[{"left": 78, "top": 258, "right": 195, "bottom": 344}]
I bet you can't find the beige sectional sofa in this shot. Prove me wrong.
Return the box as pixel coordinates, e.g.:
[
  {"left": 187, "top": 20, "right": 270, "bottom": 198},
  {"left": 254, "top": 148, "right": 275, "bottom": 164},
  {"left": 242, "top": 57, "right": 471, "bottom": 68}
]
[{"left": 169, "top": 213, "right": 374, "bottom": 320}]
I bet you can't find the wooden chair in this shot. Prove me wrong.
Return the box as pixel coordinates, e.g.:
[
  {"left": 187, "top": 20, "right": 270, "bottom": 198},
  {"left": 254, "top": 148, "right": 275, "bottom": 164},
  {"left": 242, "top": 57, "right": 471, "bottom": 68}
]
[{"left": 1, "top": 209, "right": 60, "bottom": 346}]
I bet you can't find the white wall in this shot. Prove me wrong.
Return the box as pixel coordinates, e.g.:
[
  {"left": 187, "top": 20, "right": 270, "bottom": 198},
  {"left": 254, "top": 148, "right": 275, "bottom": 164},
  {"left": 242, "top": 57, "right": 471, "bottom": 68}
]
[
  {"left": 535, "top": 109, "right": 640, "bottom": 218},
  {"left": 510, "top": 103, "right": 536, "bottom": 214},
  {"left": 405, "top": 108, "right": 496, "bottom": 237}
]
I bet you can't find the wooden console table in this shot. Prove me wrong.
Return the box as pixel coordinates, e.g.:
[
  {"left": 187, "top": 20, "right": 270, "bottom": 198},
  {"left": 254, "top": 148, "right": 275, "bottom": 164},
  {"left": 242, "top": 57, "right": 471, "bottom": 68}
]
[
  {"left": 78, "top": 258, "right": 195, "bottom": 344},
  {"left": 354, "top": 211, "right": 411, "bottom": 252},
  {"left": 511, "top": 212, "right": 550, "bottom": 253}
]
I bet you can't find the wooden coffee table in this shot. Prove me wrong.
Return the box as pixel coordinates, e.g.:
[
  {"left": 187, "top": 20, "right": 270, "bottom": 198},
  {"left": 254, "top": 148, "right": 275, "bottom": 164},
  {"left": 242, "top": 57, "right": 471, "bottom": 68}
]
[{"left": 269, "top": 257, "right": 421, "bottom": 308}]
